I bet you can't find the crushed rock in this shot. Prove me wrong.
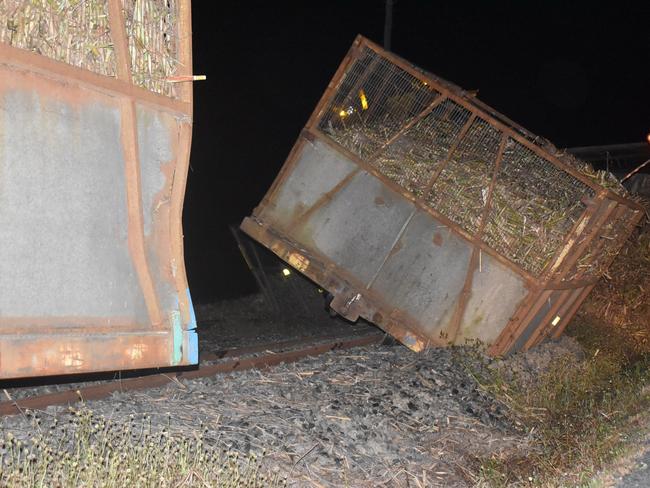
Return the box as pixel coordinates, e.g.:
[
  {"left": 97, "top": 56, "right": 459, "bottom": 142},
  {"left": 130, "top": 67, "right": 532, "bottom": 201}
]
[
  {"left": 1, "top": 343, "right": 527, "bottom": 487},
  {"left": 0, "top": 290, "right": 590, "bottom": 487}
]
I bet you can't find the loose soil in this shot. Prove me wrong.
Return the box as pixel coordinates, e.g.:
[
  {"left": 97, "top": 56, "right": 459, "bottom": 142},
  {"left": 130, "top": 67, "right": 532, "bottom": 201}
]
[{"left": 0, "top": 284, "right": 593, "bottom": 487}]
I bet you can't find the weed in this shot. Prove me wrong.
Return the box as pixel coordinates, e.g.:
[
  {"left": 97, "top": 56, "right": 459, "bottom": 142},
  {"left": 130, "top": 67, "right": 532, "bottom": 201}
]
[
  {"left": 468, "top": 204, "right": 650, "bottom": 486},
  {"left": 0, "top": 407, "right": 285, "bottom": 487},
  {"left": 468, "top": 345, "right": 650, "bottom": 486}
]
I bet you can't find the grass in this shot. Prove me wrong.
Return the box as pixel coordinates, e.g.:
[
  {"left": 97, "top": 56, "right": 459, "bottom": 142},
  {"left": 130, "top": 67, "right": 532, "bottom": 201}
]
[
  {"left": 469, "top": 210, "right": 650, "bottom": 486},
  {"left": 0, "top": 406, "right": 285, "bottom": 487},
  {"left": 473, "top": 346, "right": 650, "bottom": 486}
]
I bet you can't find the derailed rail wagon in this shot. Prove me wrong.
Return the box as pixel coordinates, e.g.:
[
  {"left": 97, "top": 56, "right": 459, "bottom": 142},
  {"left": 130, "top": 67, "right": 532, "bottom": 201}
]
[
  {"left": 242, "top": 36, "right": 643, "bottom": 355},
  {"left": 0, "top": 0, "right": 196, "bottom": 378}
]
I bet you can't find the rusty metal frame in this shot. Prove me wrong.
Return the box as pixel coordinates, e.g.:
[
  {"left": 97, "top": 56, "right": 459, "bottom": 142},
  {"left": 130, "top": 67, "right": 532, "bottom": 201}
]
[
  {"left": 446, "top": 134, "right": 509, "bottom": 341},
  {"left": 529, "top": 287, "right": 584, "bottom": 347},
  {"left": 0, "top": 43, "right": 190, "bottom": 116},
  {"left": 170, "top": 0, "right": 195, "bottom": 328},
  {"left": 109, "top": 0, "right": 163, "bottom": 326},
  {"left": 241, "top": 218, "right": 443, "bottom": 351},
  {"left": 570, "top": 205, "right": 640, "bottom": 282},
  {"left": 358, "top": 36, "right": 643, "bottom": 211},
  {"left": 245, "top": 35, "right": 641, "bottom": 356},
  {"left": 543, "top": 193, "right": 602, "bottom": 280},
  {"left": 576, "top": 205, "right": 629, "bottom": 274},
  {"left": 0, "top": 330, "right": 384, "bottom": 416},
  {"left": 551, "top": 285, "right": 595, "bottom": 339},
  {"left": 522, "top": 288, "right": 573, "bottom": 349},
  {"left": 488, "top": 289, "right": 552, "bottom": 355},
  {"left": 422, "top": 114, "right": 478, "bottom": 196},
  {"left": 300, "top": 128, "right": 541, "bottom": 287},
  {"left": 0, "top": 0, "right": 196, "bottom": 378},
  {"left": 552, "top": 199, "right": 618, "bottom": 281}
]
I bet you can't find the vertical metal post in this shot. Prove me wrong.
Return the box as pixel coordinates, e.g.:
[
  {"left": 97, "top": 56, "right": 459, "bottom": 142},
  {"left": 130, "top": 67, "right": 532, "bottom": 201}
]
[
  {"left": 384, "top": 0, "right": 393, "bottom": 51},
  {"left": 108, "top": 0, "right": 163, "bottom": 326},
  {"left": 229, "top": 226, "right": 281, "bottom": 315}
]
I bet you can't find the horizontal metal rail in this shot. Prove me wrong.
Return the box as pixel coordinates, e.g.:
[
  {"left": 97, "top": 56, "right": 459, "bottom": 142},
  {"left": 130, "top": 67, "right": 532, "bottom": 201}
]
[{"left": 0, "top": 330, "right": 385, "bottom": 416}]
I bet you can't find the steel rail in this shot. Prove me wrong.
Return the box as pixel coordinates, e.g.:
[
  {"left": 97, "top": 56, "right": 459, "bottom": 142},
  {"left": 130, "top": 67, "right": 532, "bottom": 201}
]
[{"left": 0, "top": 330, "right": 385, "bottom": 416}]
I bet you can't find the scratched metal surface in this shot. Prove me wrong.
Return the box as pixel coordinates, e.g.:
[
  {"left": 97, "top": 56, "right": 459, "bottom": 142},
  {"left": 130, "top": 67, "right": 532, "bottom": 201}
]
[
  {"left": 369, "top": 210, "right": 471, "bottom": 338},
  {"left": 0, "top": 42, "right": 196, "bottom": 379},
  {"left": 457, "top": 251, "right": 529, "bottom": 345},
  {"left": 137, "top": 104, "right": 183, "bottom": 315},
  {"left": 259, "top": 138, "right": 358, "bottom": 232},
  {"left": 303, "top": 170, "right": 415, "bottom": 285}
]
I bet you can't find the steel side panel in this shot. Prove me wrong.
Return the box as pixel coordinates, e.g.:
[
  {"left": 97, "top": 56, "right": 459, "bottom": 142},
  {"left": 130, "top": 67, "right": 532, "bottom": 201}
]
[
  {"left": 0, "top": 76, "right": 148, "bottom": 321},
  {"left": 0, "top": 62, "right": 195, "bottom": 378},
  {"left": 245, "top": 36, "right": 641, "bottom": 354},
  {"left": 259, "top": 137, "right": 358, "bottom": 230},
  {"left": 297, "top": 170, "right": 415, "bottom": 285},
  {"left": 256, "top": 142, "right": 522, "bottom": 349},
  {"left": 457, "top": 251, "right": 529, "bottom": 344},
  {"left": 137, "top": 104, "right": 180, "bottom": 314},
  {"left": 369, "top": 210, "right": 472, "bottom": 338},
  {"left": 0, "top": 331, "right": 196, "bottom": 379}
]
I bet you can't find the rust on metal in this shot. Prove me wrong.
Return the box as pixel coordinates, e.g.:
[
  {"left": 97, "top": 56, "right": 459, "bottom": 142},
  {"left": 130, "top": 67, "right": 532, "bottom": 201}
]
[
  {"left": 118, "top": 98, "right": 164, "bottom": 326},
  {"left": 0, "top": 42, "right": 190, "bottom": 115},
  {"left": 0, "top": 331, "right": 384, "bottom": 416},
  {"left": 243, "top": 35, "right": 641, "bottom": 356},
  {"left": 107, "top": 0, "right": 132, "bottom": 82},
  {"left": 287, "top": 167, "right": 362, "bottom": 234},
  {"left": 528, "top": 287, "right": 583, "bottom": 348},
  {"left": 0, "top": 0, "right": 197, "bottom": 378},
  {"left": 545, "top": 278, "right": 600, "bottom": 290},
  {"left": 446, "top": 134, "right": 509, "bottom": 342},
  {"left": 422, "top": 114, "right": 478, "bottom": 195},
  {"left": 489, "top": 289, "right": 551, "bottom": 355},
  {"left": 551, "top": 285, "right": 595, "bottom": 340},
  {"left": 522, "top": 288, "right": 573, "bottom": 350},
  {"left": 543, "top": 195, "right": 601, "bottom": 279},
  {"left": 241, "top": 217, "right": 443, "bottom": 352},
  {"left": 359, "top": 36, "right": 644, "bottom": 211},
  {"left": 554, "top": 199, "right": 619, "bottom": 282},
  {"left": 305, "top": 38, "right": 363, "bottom": 130},
  {"left": 367, "top": 94, "right": 447, "bottom": 158},
  {"left": 476, "top": 135, "right": 510, "bottom": 238}
]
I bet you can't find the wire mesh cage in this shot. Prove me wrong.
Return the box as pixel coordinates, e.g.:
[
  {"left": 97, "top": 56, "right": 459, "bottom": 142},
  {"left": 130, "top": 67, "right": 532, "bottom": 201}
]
[
  {"left": 0, "top": 0, "right": 180, "bottom": 97},
  {"left": 0, "top": 1, "right": 117, "bottom": 77},
  {"left": 316, "top": 44, "right": 614, "bottom": 277},
  {"left": 243, "top": 36, "right": 643, "bottom": 355}
]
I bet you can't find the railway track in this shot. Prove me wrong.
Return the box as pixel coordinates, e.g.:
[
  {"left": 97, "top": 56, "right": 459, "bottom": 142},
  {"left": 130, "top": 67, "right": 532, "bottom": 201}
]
[{"left": 0, "top": 329, "right": 385, "bottom": 416}]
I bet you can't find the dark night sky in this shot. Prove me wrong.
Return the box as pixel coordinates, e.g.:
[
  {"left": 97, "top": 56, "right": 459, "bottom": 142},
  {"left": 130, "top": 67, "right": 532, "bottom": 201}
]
[{"left": 183, "top": 1, "right": 650, "bottom": 303}]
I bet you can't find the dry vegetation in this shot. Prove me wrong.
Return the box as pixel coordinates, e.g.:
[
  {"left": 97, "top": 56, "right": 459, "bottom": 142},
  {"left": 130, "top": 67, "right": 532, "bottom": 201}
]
[
  {"left": 0, "top": 406, "right": 284, "bottom": 487},
  {"left": 0, "top": 0, "right": 179, "bottom": 97},
  {"left": 574, "top": 200, "right": 650, "bottom": 360},
  {"left": 470, "top": 200, "right": 650, "bottom": 486},
  {"left": 320, "top": 47, "right": 632, "bottom": 278},
  {"left": 323, "top": 119, "right": 628, "bottom": 276},
  {"left": 322, "top": 57, "right": 648, "bottom": 483},
  {"left": 0, "top": 207, "right": 646, "bottom": 486}
]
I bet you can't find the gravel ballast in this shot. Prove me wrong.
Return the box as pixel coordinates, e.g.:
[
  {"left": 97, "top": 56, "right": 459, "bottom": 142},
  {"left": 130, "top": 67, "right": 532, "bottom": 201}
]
[{"left": 0, "top": 293, "right": 586, "bottom": 486}]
